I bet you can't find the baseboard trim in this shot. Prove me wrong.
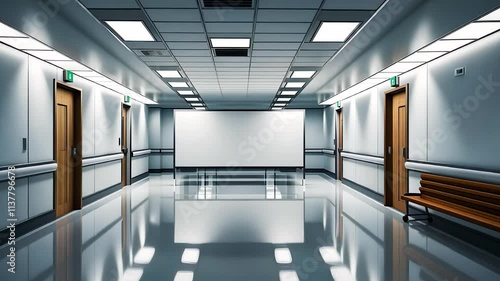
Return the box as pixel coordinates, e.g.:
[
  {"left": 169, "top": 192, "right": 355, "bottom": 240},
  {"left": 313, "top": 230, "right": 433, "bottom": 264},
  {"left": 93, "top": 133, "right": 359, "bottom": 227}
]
[
  {"left": 149, "top": 169, "right": 174, "bottom": 174},
  {"left": 82, "top": 183, "right": 122, "bottom": 206},
  {"left": 341, "top": 177, "right": 500, "bottom": 256},
  {"left": 306, "top": 169, "right": 337, "bottom": 179},
  {"left": 342, "top": 178, "right": 384, "bottom": 204},
  {"left": 0, "top": 210, "right": 56, "bottom": 246},
  {"left": 132, "top": 172, "right": 149, "bottom": 184}
]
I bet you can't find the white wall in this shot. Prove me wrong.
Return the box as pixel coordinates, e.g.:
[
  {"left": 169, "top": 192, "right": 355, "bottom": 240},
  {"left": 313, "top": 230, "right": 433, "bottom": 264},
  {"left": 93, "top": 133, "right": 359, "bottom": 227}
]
[{"left": 0, "top": 43, "right": 149, "bottom": 231}]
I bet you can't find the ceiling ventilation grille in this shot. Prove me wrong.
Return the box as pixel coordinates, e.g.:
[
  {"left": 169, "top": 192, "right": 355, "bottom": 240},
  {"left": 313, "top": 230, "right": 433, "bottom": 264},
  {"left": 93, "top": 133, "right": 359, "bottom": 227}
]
[
  {"left": 204, "top": 0, "right": 253, "bottom": 8},
  {"left": 214, "top": 48, "right": 248, "bottom": 57},
  {"left": 141, "top": 50, "right": 170, "bottom": 56}
]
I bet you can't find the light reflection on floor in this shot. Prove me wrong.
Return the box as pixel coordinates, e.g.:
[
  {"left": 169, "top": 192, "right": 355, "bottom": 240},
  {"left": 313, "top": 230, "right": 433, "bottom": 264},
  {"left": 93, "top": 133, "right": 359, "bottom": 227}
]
[{"left": 0, "top": 173, "right": 499, "bottom": 281}]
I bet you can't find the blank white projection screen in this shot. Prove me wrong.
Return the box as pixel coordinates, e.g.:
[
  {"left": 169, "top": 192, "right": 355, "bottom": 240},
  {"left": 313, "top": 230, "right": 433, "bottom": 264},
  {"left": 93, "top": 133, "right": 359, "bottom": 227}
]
[{"left": 175, "top": 110, "right": 305, "bottom": 167}]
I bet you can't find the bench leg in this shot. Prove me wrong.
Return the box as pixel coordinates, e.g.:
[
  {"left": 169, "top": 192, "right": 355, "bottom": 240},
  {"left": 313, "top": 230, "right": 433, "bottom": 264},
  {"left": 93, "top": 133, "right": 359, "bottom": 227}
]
[{"left": 402, "top": 202, "right": 433, "bottom": 223}]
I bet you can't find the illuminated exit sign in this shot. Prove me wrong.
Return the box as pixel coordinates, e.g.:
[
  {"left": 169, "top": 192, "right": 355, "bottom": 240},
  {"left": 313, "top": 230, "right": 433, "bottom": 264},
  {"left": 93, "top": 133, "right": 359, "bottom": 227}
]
[
  {"left": 390, "top": 76, "right": 400, "bottom": 87},
  {"left": 63, "top": 70, "right": 74, "bottom": 83}
]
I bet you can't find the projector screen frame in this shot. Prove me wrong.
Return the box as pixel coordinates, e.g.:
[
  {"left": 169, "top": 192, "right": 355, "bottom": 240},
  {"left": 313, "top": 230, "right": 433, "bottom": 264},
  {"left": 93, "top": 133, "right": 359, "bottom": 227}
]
[{"left": 173, "top": 110, "right": 306, "bottom": 169}]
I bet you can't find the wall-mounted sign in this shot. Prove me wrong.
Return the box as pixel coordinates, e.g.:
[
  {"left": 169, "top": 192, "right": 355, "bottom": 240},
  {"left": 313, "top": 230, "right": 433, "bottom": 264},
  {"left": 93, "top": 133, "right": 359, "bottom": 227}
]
[
  {"left": 63, "top": 70, "right": 74, "bottom": 83},
  {"left": 336, "top": 101, "right": 341, "bottom": 108},
  {"left": 124, "top": 96, "right": 131, "bottom": 103},
  {"left": 390, "top": 76, "right": 400, "bottom": 87}
]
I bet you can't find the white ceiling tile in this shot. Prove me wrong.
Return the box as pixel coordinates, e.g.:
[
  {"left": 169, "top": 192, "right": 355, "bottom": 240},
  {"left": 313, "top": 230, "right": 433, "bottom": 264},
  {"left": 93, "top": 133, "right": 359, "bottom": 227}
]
[
  {"left": 259, "top": 0, "right": 322, "bottom": 9},
  {"left": 167, "top": 42, "right": 210, "bottom": 50},
  {"left": 297, "top": 50, "right": 336, "bottom": 57},
  {"left": 254, "top": 33, "right": 305, "bottom": 42},
  {"left": 205, "top": 23, "right": 254, "bottom": 33},
  {"left": 294, "top": 56, "right": 331, "bottom": 63},
  {"left": 256, "top": 23, "right": 311, "bottom": 33},
  {"left": 155, "top": 22, "right": 204, "bottom": 33},
  {"left": 161, "top": 33, "right": 207, "bottom": 42},
  {"left": 252, "top": 57, "right": 294, "bottom": 63},
  {"left": 253, "top": 43, "right": 301, "bottom": 50},
  {"left": 172, "top": 49, "right": 212, "bottom": 56},
  {"left": 176, "top": 56, "right": 213, "bottom": 62},
  {"left": 139, "top": 0, "right": 199, "bottom": 8},
  {"left": 146, "top": 9, "right": 201, "bottom": 21},
  {"left": 323, "top": 0, "right": 385, "bottom": 10},
  {"left": 252, "top": 50, "right": 297, "bottom": 57},
  {"left": 257, "top": 10, "right": 317, "bottom": 22},
  {"left": 81, "top": 0, "right": 139, "bottom": 8}
]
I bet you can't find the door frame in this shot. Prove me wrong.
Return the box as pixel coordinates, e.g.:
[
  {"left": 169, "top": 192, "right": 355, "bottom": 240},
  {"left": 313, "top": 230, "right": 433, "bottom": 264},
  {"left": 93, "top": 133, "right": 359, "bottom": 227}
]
[
  {"left": 121, "top": 103, "right": 131, "bottom": 187},
  {"left": 336, "top": 108, "right": 343, "bottom": 181},
  {"left": 384, "top": 84, "right": 409, "bottom": 209},
  {"left": 53, "top": 80, "right": 83, "bottom": 215}
]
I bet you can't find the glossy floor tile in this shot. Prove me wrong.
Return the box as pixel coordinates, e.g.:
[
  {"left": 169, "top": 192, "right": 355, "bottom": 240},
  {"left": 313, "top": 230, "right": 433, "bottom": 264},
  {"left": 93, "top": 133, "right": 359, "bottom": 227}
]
[{"left": 0, "top": 173, "right": 499, "bottom": 281}]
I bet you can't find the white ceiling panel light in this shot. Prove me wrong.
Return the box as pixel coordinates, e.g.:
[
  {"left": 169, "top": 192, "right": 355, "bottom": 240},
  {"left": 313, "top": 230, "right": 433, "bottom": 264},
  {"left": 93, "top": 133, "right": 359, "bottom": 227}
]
[
  {"left": 274, "top": 103, "right": 286, "bottom": 107},
  {"left": 285, "top": 82, "right": 305, "bottom": 88},
  {"left": 274, "top": 248, "right": 293, "bottom": 264},
  {"left": 478, "top": 8, "right": 500, "bottom": 21},
  {"left": 0, "top": 37, "right": 51, "bottom": 50},
  {"left": 185, "top": 97, "right": 199, "bottom": 102},
  {"left": 181, "top": 248, "right": 200, "bottom": 264},
  {"left": 280, "top": 91, "right": 298, "bottom": 96},
  {"left": 105, "top": 21, "right": 155, "bottom": 41},
  {"left": 312, "top": 22, "right": 361, "bottom": 42},
  {"left": 277, "top": 97, "right": 291, "bottom": 102},
  {"left": 291, "top": 71, "right": 316, "bottom": 78},
  {"left": 401, "top": 51, "right": 447, "bottom": 63},
  {"left": 443, "top": 22, "right": 500, "bottom": 40},
  {"left": 210, "top": 38, "right": 250, "bottom": 48},
  {"left": 169, "top": 82, "right": 190, "bottom": 88},
  {"left": 26, "top": 50, "right": 71, "bottom": 61},
  {"left": 178, "top": 90, "right": 195, "bottom": 95},
  {"left": 420, "top": 39, "right": 473, "bottom": 52},
  {"left": 134, "top": 247, "right": 155, "bottom": 264},
  {"left": 0, "top": 22, "right": 28, "bottom": 37},
  {"left": 191, "top": 103, "right": 203, "bottom": 107},
  {"left": 194, "top": 107, "right": 206, "bottom": 111},
  {"left": 157, "top": 70, "right": 181, "bottom": 78},
  {"left": 381, "top": 62, "right": 423, "bottom": 73},
  {"left": 272, "top": 107, "right": 283, "bottom": 110}
]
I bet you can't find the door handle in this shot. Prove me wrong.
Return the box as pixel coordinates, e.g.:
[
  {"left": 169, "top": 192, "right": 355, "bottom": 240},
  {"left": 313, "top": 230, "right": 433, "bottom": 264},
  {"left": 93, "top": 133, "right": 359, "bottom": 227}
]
[
  {"left": 388, "top": 146, "right": 392, "bottom": 155},
  {"left": 402, "top": 147, "right": 406, "bottom": 158},
  {"left": 72, "top": 147, "right": 77, "bottom": 158}
]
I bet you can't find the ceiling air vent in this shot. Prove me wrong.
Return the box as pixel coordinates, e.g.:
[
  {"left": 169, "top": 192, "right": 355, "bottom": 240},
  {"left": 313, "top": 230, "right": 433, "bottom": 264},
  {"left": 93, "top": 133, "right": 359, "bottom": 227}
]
[
  {"left": 204, "top": 0, "right": 253, "bottom": 8},
  {"left": 214, "top": 48, "right": 248, "bottom": 57},
  {"left": 141, "top": 50, "right": 169, "bottom": 56}
]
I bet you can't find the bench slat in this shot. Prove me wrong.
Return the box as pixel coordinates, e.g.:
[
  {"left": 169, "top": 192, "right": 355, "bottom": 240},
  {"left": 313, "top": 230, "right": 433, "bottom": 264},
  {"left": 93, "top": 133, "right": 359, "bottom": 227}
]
[
  {"left": 420, "top": 180, "right": 500, "bottom": 205},
  {"left": 419, "top": 187, "right": 500, "bottom": 216},
  {"left": 421, "top": 174, "right": 500, "bottom": 195}
]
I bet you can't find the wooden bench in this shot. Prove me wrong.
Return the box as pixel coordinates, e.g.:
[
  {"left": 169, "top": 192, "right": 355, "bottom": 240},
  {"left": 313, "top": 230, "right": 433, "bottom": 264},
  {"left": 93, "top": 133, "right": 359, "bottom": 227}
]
[{"left": 401, "top": 173, "right": 500, "bottom": 232}]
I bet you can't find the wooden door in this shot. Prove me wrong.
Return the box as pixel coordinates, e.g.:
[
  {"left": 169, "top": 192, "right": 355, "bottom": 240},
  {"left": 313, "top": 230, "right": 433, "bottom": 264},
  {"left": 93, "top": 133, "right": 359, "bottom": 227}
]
[
  {"left": 121, "top": 106, "right": 128, "bottom": 187},
  {"left": 385, "top": 86, "right": 408, "bottom": 213},
  {"left": 55, "top": 82, "right": 82, "bottom": 218},
  {"left": 56, "top": 87, "right": 76, "bottom": 217},
  {"left": 337, "top": 109, "right": 344, "bottom": 181}
]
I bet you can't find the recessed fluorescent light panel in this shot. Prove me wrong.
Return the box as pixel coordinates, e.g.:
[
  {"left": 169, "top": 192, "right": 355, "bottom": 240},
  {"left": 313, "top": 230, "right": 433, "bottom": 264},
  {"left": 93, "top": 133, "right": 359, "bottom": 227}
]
[
  {"left": 286, "top": 82, "right": 305, "bottom": 88},
  {"left": 181, "top": 249, "right": 200, "bottom": 264},
  {"left": 191, "top": 103, "right": 203, "bottom": 107},
  {"left": 195, "top": 107, "right": 206, "bottom": 110},
  {"left": 178, "top": 90, "right": 195, "bottom": 95},
  {"left": 0, "top": 22, "right": 27, "bottom": 37},
  {"left": 157, "top": 70, "right": 181, "bottom": 78},
  {"left": 478, "top": 8, "right": 500, "bottom": 21},
  {"left": 420, "top": 39, "right": 473, "bottom": 52},
  {"left": 26, "top": 50, "right": 71, "bottom": 61},
  {"left": 210, "top": 38, "right": 250, "bottom": 48},
  {"left": 401, "top": 51, "right": 446, "bottom": 63},
  {"left": 169, "top": 82, "right": 189, "bottom": 88},
  {"left": 382, "top": 62, "right": 422, "bottom": 73},
  {"left": 443, "top": 22, "right": 500, "bottom": 40},
  {"left": 0, "top": 37, "right": 51, "bottom": 50},
  {"left": 280, "top": 91, "right": 298, "bottom": 96},
  {"left": 319, "top": 247, "right": 341, "bottom": 264},
  {"left": 105, "top": 21, "right": 155, "bottom": 41},
  {"left": 274, "top": 103, "right": 286, "bottom": 107},
  {"left": 275, "top": 248, "right": 293, "bottom": 264},
  {"left": 277, "top": 98, "right": 291, "bottom": 102},
  {"left": 291, "top": 71, "right": 316, "bottom": 78},
  {"left": 185, "top": 97, "right": 199, "bottom": 102},
  {"left": 272, "top": 107, "right": 282, "bottom": 110},
  {"left": 313, "top": 22, "right": 361, "bottom": 42}
]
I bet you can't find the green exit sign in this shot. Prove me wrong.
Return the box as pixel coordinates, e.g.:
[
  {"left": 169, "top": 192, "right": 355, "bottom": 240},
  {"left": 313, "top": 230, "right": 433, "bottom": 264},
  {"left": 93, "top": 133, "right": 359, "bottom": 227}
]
[
  {"left": 63, "top": 70, "right": 74, "bottom": 83},
  {"left": 336, "top": 101, "right": 341, "bottom": 108},
  {"left": 390, "top": 76, "right": 400, "bottom": 87},
  {"left": 124, "top": 96, "right": 131, "bottom": 103}
]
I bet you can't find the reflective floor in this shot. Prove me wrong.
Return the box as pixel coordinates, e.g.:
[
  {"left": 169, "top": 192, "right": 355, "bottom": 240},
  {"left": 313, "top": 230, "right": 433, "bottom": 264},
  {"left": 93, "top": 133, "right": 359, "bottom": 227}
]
[{"left": 1, "top": 173, "right": 499, "bottom": 281}]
